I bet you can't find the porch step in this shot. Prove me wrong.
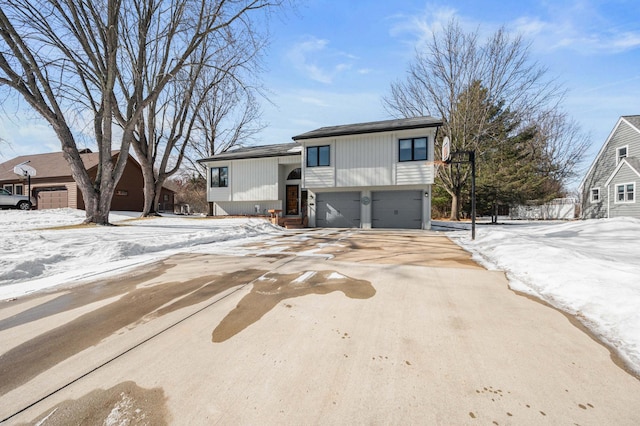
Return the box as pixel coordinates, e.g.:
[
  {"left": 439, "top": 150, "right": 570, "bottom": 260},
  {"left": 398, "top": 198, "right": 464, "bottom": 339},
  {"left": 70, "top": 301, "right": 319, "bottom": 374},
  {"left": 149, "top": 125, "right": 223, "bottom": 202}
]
[{"left": 283, "top": 217, "right": 305, "bottom": 229}]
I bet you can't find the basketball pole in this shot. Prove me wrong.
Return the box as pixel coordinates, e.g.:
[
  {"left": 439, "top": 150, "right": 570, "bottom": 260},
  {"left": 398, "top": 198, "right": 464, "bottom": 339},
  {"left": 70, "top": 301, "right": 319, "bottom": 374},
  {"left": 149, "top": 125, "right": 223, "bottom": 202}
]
[{"left": 442, "top": 142, "right": 476, "bottom": 240}]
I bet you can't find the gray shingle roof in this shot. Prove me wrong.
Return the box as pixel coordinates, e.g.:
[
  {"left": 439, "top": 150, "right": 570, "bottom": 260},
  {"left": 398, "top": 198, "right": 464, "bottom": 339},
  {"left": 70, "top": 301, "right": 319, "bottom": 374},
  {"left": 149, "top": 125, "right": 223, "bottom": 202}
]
[
  {"left": 623, "top": 115, "right": 640, "bottom": 130},
  {"left": 292, "top": 116, "right": 443, "bottom": 141},
  {"left": 197, "top": 142, "right": 301, "bottom": 163},
  {"left": 624, "top": 157, "right": 640, "bottom": 174}
]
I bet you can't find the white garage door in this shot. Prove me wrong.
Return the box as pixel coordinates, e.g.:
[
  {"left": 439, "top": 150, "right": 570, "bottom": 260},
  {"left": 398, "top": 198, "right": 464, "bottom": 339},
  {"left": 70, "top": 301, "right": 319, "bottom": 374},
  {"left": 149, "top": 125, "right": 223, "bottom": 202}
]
[
  {"left": 316, "top": 192, "right": 361, "bottom": 228},
  {"left": 372, "top": 190, "right": 422, "bottom": 229}
]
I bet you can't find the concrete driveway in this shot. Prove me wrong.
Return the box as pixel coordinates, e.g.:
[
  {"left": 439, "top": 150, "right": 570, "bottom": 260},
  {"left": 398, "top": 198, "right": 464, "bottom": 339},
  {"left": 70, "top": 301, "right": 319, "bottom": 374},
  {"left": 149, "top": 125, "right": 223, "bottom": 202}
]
[{"left": 1, "top": 229, "right": 639, "bottom": 425}]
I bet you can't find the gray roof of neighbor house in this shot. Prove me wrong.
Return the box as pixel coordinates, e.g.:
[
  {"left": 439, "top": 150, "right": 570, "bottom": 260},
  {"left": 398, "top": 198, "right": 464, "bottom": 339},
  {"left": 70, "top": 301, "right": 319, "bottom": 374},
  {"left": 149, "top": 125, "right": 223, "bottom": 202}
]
[
  {"left": 623, "top": 115, "right": 640, "bottom": 129},
  {"left": 624, "top": 157, "right": 640, "bottom": 174},
  {"left": 0, "top": 150, "right": 118, "bottom": 181},
  {"left": 292, "top": 116, "right": 443, "bottom": 141},
  {"left": 197, "top": 142, "right": 302, "bottom": 162}
]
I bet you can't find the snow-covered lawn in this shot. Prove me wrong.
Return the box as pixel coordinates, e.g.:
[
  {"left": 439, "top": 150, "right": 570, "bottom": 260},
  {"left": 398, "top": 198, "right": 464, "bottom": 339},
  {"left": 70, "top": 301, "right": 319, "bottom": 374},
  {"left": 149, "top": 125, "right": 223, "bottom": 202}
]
[
  {"left": 441, "top": 218, "right": 640, "bottom": 376},
  {"left": 1, "top": 209, "right": 638, "bottom": 375},
  {"left": 0, "top": 209, "right": 282, "bottom": 299}
]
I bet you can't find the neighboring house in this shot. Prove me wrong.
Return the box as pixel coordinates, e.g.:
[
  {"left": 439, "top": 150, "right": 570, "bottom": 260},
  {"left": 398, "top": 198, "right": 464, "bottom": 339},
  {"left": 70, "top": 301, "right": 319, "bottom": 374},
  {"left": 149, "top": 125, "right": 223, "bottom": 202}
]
[
  {"left": 199, "top": 116, "right": 443, "bottom": 229},
  {"left": 580, "top": 115, "right": 640, "bottom": 219},
  {"left": 0, "top": 150, "right": 175, "bottom": 212}
]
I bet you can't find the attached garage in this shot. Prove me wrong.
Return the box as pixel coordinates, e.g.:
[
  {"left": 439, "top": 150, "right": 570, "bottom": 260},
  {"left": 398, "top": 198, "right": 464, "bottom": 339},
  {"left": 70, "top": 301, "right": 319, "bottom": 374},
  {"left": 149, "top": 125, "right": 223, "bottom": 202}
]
[
  {"left": 316, "top": 192, "right": 360, "bottom": 228},
  {"left": 372, "top": 190, "right": 422, "bottom": 229},
  {"left": 37, "top": 188, "right": 69, "bottom": 209}
]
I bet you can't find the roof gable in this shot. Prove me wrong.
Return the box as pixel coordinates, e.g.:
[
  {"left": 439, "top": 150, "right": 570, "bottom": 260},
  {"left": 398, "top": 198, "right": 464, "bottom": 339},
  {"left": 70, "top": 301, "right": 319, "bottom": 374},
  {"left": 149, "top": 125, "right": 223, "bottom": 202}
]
[
  {"left": 604, "top": 157, "right": 640, "bottom": 186},
  {"left": 292, "top": 116, "right": 443, "bottom": 141},
  {"left": 579, "top": 115, "right": 640, "bottom": 190}
]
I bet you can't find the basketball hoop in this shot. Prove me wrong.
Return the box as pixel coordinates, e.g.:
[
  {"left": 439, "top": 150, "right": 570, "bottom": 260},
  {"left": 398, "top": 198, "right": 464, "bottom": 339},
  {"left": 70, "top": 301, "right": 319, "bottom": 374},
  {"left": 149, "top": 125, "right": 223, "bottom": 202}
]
[{"left": 442, "top": 136, "right": 451, "bottom": 164}]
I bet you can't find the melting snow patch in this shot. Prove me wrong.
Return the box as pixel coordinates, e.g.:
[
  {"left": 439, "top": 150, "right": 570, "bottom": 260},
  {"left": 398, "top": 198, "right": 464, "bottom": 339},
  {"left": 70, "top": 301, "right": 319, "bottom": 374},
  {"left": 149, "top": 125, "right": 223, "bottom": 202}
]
[
  {"left": 105, "top": 392, "right": 133, "bottom": 426},
  {"left": 327, "top": 272, "right": 346, "bottom": 280},
  {"left": 292, "top": 271, "right": 316, "bottom": 284}
]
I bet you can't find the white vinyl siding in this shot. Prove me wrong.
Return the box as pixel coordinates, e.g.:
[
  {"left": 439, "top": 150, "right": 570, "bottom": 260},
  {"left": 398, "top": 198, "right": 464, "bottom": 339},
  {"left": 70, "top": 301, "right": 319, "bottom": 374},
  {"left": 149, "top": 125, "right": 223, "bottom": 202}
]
[
  {"left": 396, "top": 162, "right": 435, "bottom": 185},
  {"left": 304, "top": 167, "right": 335, "bottom": 188},
  {"left": 231, "top": 158, "right": 279, "bottom": 201},
  {"left": 302, "top": 128, "right": 437, "bottom": 190},
  {"left": 335, "top": 134, "right": 391, "bottom": 187}
]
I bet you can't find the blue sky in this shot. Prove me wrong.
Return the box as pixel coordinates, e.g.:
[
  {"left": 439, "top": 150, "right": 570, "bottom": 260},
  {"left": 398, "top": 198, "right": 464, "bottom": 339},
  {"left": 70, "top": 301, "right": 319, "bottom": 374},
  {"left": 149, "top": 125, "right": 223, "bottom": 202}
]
[{"left": 1, "top": 0, "right": 639, "bottom": 182}]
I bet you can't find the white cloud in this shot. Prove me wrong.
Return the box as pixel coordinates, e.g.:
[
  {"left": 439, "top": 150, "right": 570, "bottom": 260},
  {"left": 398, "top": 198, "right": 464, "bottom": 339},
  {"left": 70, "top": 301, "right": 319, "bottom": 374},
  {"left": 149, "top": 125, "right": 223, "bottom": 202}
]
[
  {"left": 391, "top": 2, "right": 640, "bottom": 55},
  {"left": 286, "top": 36, "right": 358, "bottom": 84}
]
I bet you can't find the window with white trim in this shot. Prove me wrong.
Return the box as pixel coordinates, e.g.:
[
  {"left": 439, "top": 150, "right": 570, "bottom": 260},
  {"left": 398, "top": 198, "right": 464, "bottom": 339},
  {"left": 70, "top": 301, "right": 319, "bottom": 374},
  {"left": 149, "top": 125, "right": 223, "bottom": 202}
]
[
  {"left": 590, "top": 187, "right": 600, "bottom": 203},
  {"left": 15, "top": 184, "right": 23, "bottom": 195},
  {"left": 615, "top": 182, "right": 635, "bottom": 203},
  {"left": 210, "top": 167, "right": 228, "bottom": 187},
  {"left": 616, "top": 146, "right": 628, "bottom": 164}
]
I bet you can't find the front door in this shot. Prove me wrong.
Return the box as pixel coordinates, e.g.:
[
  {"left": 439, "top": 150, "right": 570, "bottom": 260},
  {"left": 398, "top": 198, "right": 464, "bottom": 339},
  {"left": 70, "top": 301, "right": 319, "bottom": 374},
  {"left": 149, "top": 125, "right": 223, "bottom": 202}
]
[{"left": 286, "top": 185, "right": 299, "bottom": 215}]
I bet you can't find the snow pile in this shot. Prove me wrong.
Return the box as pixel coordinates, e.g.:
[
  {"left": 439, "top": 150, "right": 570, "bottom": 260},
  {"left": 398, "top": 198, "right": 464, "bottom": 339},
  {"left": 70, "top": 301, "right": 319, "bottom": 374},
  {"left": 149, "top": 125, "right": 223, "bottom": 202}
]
[
  {"left": 448, "top": 217, "right": 640, "bottom": 375},
  {"left": 0, "top": 209, "right": 281, "bottom": 298}
]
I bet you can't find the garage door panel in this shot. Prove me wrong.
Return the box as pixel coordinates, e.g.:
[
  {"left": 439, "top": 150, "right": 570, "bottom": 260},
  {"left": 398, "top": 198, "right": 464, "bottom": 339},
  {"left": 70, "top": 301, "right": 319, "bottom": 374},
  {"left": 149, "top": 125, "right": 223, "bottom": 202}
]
[
  {"left": 37, "top": 190, "right": 69, "bottom": 210},
  {"left": 316, "top": 192, "right": 360, "bottom": 228},
  {"left": 372, "top": 190, "right": 422, "bottom": 229}
]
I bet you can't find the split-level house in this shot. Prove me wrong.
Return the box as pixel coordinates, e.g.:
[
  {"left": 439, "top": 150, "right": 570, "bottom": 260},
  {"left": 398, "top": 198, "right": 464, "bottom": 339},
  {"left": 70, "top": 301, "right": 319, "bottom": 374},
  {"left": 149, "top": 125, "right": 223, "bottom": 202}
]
[
  {"left": 580, "top": 115, "right": 640, "bottom": 219},
  {"left": 0, "top": 150, "right": 175, "bottom": 211},
  {"left": 198, "top": 116, "right": 443, "bottom": 229}
]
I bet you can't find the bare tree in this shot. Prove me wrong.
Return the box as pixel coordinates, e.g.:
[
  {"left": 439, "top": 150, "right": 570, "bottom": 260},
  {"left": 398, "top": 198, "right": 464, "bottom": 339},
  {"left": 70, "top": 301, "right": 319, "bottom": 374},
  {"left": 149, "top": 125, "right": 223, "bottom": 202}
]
[
  {"left": 530, "top": 109, "right": 590, "bottom": 187},
  {"left": 185, "top": 71, "right": 265, "bottom": 178},
  {"left": 0, "top": 1, "right": 130, "bottom": 224},
  {"left": 384, "top": 20, "right": 566, "bottom": 220},
  {"left": 0, "top": 0, "right": 283, "bottom": 223},
  {"left": 127, "top": 10, "right": 275, "bottom": 216}
]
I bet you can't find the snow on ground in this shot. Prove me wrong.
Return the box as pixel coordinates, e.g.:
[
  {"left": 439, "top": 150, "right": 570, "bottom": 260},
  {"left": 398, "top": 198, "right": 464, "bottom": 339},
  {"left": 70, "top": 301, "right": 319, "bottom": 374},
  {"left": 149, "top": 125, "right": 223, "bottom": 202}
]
[
  {"left": 0, "top": 209, "right": 282, "bottom": 299},
  {"left": 1, "top": 209, "right": 639, "bottom": 375},
  {"left": 439, "top": 218, "right": 640, "bottom": 376}
]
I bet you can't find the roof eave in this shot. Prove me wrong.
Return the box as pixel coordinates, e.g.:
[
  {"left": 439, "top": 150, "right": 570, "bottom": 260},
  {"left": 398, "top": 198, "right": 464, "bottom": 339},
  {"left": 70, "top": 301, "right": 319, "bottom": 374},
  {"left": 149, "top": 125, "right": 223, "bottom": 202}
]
[
  {"left": 292, "top": 121, "right": 443, "bottom": 141},
  {"left": 197, "top": 151, "right": 301, "bottom": 163}
]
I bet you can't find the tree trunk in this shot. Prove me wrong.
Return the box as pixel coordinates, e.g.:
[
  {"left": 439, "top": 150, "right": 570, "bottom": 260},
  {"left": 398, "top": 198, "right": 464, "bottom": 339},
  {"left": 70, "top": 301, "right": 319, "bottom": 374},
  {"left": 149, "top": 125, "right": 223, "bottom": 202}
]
[
  {"left": 492, "top": 201, "right": 498, "bottom": 224},
  {"left": 139, "top": 160, "right": 160, "bottom": 217},
  {"left": 56, "top": 126, "right": 115, "bottom": 225},
  {"left": 449, "top": 192, "right": 460, "bottom": 221}
]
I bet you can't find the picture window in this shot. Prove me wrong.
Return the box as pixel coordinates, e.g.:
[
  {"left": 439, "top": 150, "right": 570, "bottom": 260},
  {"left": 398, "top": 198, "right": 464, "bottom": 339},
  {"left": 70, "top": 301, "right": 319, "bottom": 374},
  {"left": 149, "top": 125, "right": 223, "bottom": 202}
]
[
  {"left": 211, "top": 167, "right": 229, "bottom": 188},
  {"left": 307, "top": 146, "right": 330, "bottom": 167},
  {"left": 399, "top": 137, "right": 428, "bottom": 162}
]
